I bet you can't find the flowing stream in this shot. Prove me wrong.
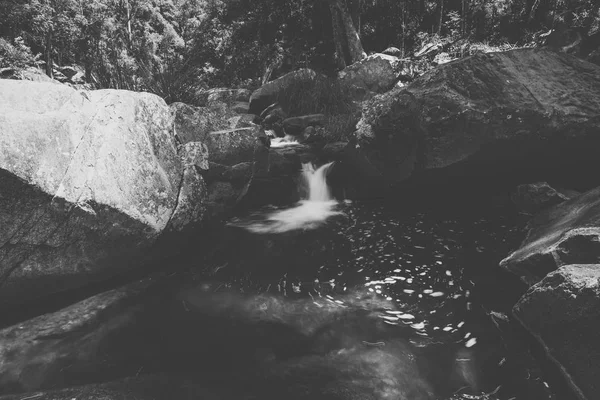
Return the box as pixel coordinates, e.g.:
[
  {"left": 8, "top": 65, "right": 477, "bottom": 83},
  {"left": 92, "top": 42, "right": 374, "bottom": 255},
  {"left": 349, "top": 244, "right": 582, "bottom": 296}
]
[
  {"left": 11, "top": 161, "right": 571, "bottom": 400},
  {"left": 172, "top": 162, "right": 567, "bottom": 399}
]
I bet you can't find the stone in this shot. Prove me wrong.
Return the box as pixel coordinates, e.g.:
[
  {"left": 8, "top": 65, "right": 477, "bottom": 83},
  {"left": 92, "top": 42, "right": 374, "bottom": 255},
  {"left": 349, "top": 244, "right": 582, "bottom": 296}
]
[
  {"left": 179, "top": 142, "right": 209, "bottom": 170},
  {"left": 514, "top": 264, "right": 600, "bottom": 400},
  {"left": 205, "top": 127, "right": 263, "bottom": 166},
  {"left": 166, "top": 165, "right": 207, "bottom": 232},
  {"left": 227, "top": 114, "right": 257, "bottom": 129},
  {"left": 249, "top": 69, "right": 318, "bottom": 115},
  {"left": 0, "top": 80, "right": 203, "bottom": 305},
  {"left": 1, "top": 67, "right": 61, "bottom": 84},
  {"left": 337, "top": 53, "right": 401, "bottom": 94},
  {"left": 587, "top": 48, "right": 600, "bottom": 66},
  {"left": 0, "top": 374, "right": 244, "bottom": 400},
  {"left": 382, "top": 47, "right": 403, "bottom": 57},
  {"left": 322, "top": 142, "right": 348, "bottom": 158},
  {"left": 232, "top": 101, "right": 249, "bottom": 114},
  {"left": 354, "top": 48, "right": 600, "bottom": 189},
  {"left": 171, "top": 102, "right": 225, "bottom": 145},
  {"left": 199, "top": 87, "right": 252, "bottom": 106},
  {"left": 206, "top": 181, "right": 239, "bottom": 215},
  {"left": 282, "top": 114, "right": 326, "bottom": 136},
  {"left": 224, "top": 162, "right": 254, "bottom": 182},
  {"left": 501, "top": 185, "right": 600, "bottom": 286},
  {"left": 0, "top": 278, "right": 155, "bottom": 393},
  {"left": 510, "top": 182, "right": 573, "bottom": 214}
]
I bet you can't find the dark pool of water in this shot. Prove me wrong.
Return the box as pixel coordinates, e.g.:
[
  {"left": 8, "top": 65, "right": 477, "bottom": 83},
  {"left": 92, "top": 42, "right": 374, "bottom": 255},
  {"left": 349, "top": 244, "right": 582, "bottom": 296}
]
[
  {"left": 8, "top": 200, "right": 575, "bottom": 400},
  {"left": 160, "top": 200, "right": 568, "bottom": 400}
]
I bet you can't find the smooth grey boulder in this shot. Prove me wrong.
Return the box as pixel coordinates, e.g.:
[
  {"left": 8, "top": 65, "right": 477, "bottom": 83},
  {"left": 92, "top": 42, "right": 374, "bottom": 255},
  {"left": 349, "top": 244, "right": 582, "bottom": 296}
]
[
  {"left": 0, "top": 80, "right": 205, "bottom": 305},
  {"left": 501, "top": 185, "right": 600, "bottom": 286},
  {"left": 514, "top": 264, "right": 600, "bottom": 400}
]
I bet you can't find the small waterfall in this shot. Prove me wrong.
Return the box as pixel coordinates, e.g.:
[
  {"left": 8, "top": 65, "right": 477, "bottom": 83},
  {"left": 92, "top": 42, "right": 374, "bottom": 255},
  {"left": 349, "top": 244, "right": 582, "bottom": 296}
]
[
  {"left": 229, "top": 161, "right": 342, "bottom": 233},
  {"left": 302, "top": 162, "right": 335, "bottom": 202},
  {"left": 271, "top": 136, "right": 301, "bottom": 148}
]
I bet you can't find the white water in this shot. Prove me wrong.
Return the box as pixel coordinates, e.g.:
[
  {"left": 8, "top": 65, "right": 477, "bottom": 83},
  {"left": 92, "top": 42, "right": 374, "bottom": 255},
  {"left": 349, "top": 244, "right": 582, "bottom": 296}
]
[
  {"left": 270, "top": 136, "right": 301, "bottom": 148},
  {"left": 230, "top": 162, "right": 342, "bottom": 234}
]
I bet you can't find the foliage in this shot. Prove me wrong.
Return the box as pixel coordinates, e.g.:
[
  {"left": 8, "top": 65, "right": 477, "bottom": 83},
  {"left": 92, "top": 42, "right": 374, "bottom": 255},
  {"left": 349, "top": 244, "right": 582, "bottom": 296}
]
[
  {"left": 0, "top": 0, "right": 598, "bottom": 101},
  {"left": 0, "top": 37, "right": 39, "bottom": 69}
]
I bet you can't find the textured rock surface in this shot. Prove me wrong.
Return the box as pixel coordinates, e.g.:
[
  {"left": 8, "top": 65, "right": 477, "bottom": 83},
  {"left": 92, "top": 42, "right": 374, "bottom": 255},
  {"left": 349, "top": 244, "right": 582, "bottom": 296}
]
[
  {"left": 338, "top": 53, "right": 400, "bottom": 94},
  {"left": 510, "top": 182, "right": 573, "bottom": 214},
  {"left": 170, "top": 102, "right": 231, "bottom": 145},
  {"left": 514, "top": 264, "right": 600, "bottom": 400},
  {"left": 0, "top": 80, "right": 205, "bottom": 305},
  {"left": 501, "top": 186, "right": 600, "bottom": 286},
  {"left": 354, "top": 49, "right": 600, "bottom": 189},
  {"left": 0, "top": 278, "right": 155, "bottom": 393},
  {"left": 0, "top": 374, "right": 244, "bottom": 400},
  {"left": 249, "top": 69, "right": 318, "bottom": 115}
]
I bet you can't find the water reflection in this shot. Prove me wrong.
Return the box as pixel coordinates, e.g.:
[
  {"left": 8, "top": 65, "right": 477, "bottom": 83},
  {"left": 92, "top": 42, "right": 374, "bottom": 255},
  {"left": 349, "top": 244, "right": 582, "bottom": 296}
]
[{"left": 197, "top": 201, "right": 540, "bottom": 399}]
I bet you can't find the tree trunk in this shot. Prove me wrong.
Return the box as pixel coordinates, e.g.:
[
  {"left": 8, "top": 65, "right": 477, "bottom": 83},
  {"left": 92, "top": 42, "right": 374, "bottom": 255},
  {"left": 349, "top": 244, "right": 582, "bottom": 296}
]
[
  {"left": 348, "top": 0, "right": 361, "bottom": 36},
  {"left": 329, "top": 2, "right": 347, "bottom": 70},
  {"left": 462, "top": 0, "right": 466, "bottom": 36},
  {"left": 438, "top": 0, "right": 444, "bottom": 35},
  {"left": 327, "top": 0, "right": 366, "bottom": 68},
  {"left": 45, "top": 30, "right": 53, "bottom": 78},
  {"left": 125, "top": 0, "right": 132, "bottom": 45}
]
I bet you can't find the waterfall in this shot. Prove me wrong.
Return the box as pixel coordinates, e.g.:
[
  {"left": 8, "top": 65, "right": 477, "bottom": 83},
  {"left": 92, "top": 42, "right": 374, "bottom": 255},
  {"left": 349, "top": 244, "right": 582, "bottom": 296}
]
[
  {"left": 229, "top": 161, "right": 342, "bottom": 233},
  {"left": 302, "top": 162, "right": 335, "bottom": 202}
]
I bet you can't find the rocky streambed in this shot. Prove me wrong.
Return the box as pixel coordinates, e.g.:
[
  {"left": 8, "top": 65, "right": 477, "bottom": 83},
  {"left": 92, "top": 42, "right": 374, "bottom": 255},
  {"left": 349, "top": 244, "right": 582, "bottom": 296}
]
[{"left": 1, "top": 47, "right": 600, "bottom": 400}]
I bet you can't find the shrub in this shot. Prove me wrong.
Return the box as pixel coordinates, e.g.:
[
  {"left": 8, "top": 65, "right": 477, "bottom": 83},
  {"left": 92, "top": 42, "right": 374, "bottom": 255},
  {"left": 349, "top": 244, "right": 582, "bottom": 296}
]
[
  {"left": 0, "top": 37, "right": 39, "bottom": 70},
  {"left": 138, "top": 56, "right": 207, "bottom": 106}
]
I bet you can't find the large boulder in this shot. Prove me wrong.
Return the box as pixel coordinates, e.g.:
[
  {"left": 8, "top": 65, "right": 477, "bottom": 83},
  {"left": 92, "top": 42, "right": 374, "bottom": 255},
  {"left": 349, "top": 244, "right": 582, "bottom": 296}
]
[
  {"left": 0, "top": 80, "right": 206, "bottom": 305},
  {"left": 353, "top": 48, "right": 600, "bottom": 190},
  {"left": 0, "top": 278, "right": 155, "bottom": 393},
  {"left": 171, "top": 102, "right": 233, "bottom": 144},
  {"left": 500, "top": 186, "right": 600, "bottom": 286},
  {"left": 337, "top": 53, "right": 401, "bottom": 94},
  {"left": 249, "top": 69, "right": 318, "bottom": 116},
  {"left": 513, "top": 264, "right": 600, "bottom": 400}
]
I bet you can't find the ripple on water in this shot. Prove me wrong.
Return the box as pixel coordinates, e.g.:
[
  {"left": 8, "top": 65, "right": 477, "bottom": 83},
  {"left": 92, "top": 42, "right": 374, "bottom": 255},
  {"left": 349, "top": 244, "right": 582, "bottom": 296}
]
[{"left": 200, "top": 201, "right": 545, "bottom": 399}]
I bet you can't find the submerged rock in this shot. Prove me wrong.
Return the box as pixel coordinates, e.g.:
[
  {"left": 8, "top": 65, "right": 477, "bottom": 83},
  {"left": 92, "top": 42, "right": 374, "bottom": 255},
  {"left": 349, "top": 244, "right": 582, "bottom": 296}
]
[
  {"left": 510, "top": 182, "right": 575, "bottom": 214},
  {"left": 0, "top": 278, "right": 156, "bottom": 394},
  {"left": 513, "top": 264, "right": 600, "bottom": 400},
  {"left": 501, "top": 186, "right": 600, "bottom": 286},
  {"left": 353, "top": 48, "right": 600, "bottom": 191},
  {"left": 0, "top": 373, "right": 245, "bottom": 400},
  {"left": 0, "top": 80, "right": 205, "bottom": 305}
]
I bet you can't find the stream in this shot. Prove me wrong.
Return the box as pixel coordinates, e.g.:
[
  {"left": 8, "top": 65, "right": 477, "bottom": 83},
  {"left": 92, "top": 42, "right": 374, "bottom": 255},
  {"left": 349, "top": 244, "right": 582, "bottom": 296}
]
[
  {"left": 1, "top": 162, "right": 575, "bottom": 400},
  {"left": 155, "top": 162, "right": 568, "bottom": 399}
]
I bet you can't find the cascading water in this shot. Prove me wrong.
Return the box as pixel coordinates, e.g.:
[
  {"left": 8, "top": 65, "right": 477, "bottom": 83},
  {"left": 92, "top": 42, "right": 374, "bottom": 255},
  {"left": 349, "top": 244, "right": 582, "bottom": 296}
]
[
  {"left": 302, "top": 162, "right": 334, "bottom": 201},
  {"left": 230, "top": 162, "right": 342, "bottom": 233}
]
